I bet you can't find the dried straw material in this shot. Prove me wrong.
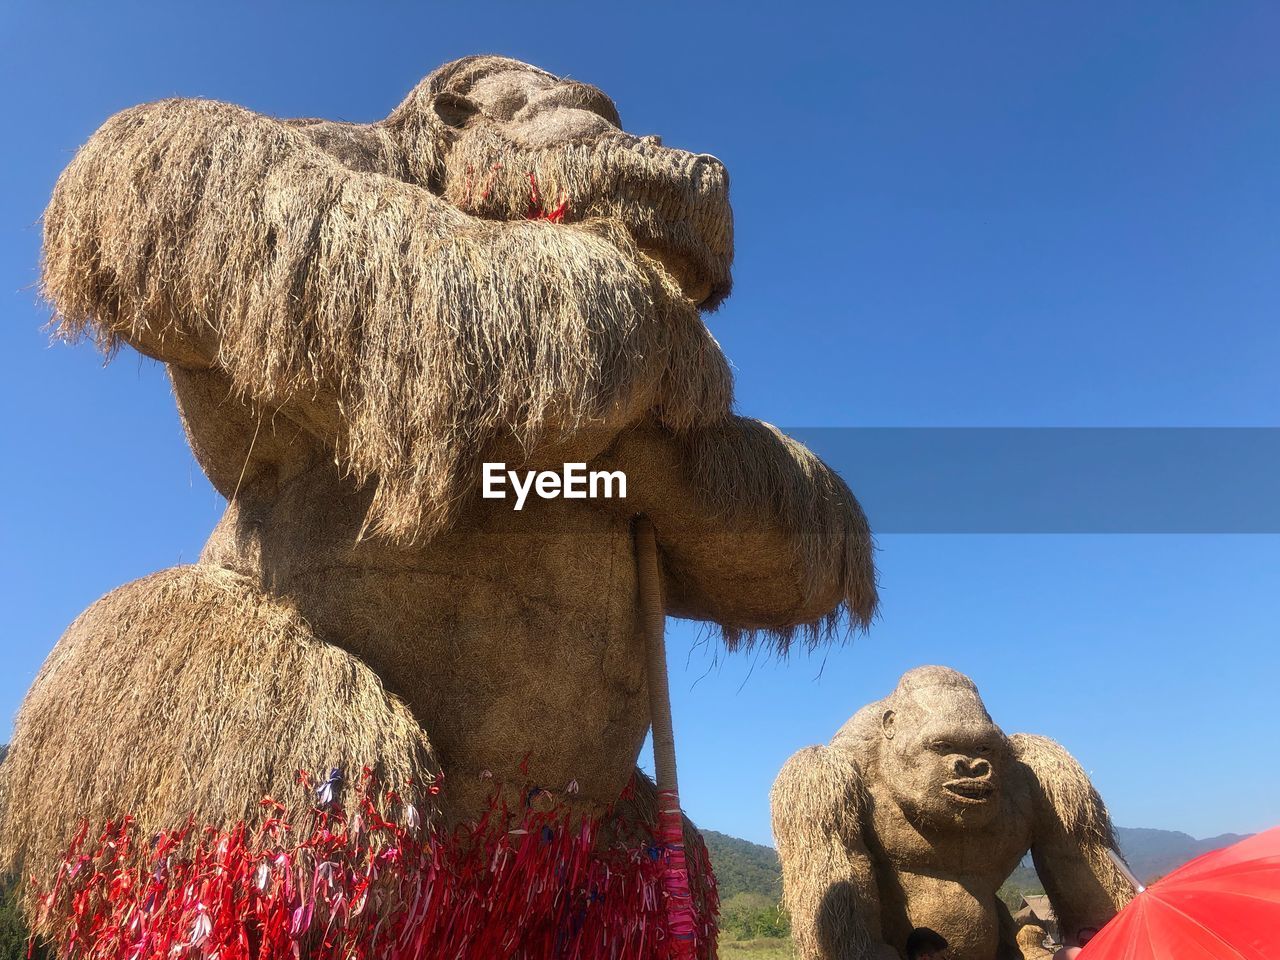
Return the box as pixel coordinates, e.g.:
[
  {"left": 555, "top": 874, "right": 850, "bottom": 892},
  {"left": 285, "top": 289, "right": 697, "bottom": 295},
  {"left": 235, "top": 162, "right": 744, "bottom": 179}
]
[
  {"left": 0, "top": 566, "right": 439, "bottom": 884},
  {"left": 12, "top": 55, "right": 881, "bottom": 948},
  {"left": 600, "top": 419, "right": 876, "bottom": 649},
  {"left": 1010, "top": 733, "right": 1135, "bottom": 940},
  {"left": 771, "top": 667, "right": 1133, "bottom": 959},
  {"left": 771, "top": 747, "right": 880, "bottom": 959},
  {"left": 41, "top": 84, "right": 731, "bottom": 544},
  {"left": 38, "top": 53, "right": 875, "bottom": 643},
  {"left": 681, "top": 419, "right": 876, "bottom": 643}
]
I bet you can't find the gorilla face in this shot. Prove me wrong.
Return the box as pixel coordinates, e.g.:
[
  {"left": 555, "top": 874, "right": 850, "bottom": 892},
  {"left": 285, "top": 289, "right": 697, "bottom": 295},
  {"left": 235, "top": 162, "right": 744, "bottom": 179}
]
[
  {"left": 880, "top": 690, "right": 1008, "bottom": 831},
  {"left": 430, "top": 59, "right": 734, "bottom": 309}
]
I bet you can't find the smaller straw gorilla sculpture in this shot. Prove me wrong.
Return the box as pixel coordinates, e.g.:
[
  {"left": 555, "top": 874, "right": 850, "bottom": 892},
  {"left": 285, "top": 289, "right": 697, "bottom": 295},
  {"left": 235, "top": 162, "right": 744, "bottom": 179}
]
[{"left": 772, "top": 667, "right": 1134, "bottom": 960}]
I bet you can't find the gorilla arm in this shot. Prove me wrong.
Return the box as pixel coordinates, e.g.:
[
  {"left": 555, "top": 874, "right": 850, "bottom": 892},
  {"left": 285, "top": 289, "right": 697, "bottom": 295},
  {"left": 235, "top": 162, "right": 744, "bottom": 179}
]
[
  {"left": 1010, "top": 734, "right": 1134, "bottom": 943},
  {"left": 599, "top": 419, "right": 876, "bottom": 647},
  {"left": 771, "top": 747, "right": 895, "bottom": 960},
  {"left": 41, "top": 97, "right": 730, "bottom": 541}
]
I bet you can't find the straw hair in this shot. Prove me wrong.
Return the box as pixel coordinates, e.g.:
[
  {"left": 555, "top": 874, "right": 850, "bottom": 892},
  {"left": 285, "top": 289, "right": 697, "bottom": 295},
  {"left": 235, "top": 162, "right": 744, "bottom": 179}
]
[
  {"left": 441, "top": 127, "right": 732, "bottom": 309},
  {"left": 0, "top": 565, "right": 439, "bottom": 887},
  {"left": 1010, "top": 733, "right": 1134, "bottom": 938},
  {"left": 38, "top": 54, "right": 873, "bottom": 645},
  {"left": 682, "top": 419, "right": 876, "bottom": 645},
  {"left": 1010, "top": 734, "right": 1118, "bottom": 850},
  {"left": 771, "top": 747, "right": 880, "bottom": 958},
  {"left": 41, "top": 75, "right": 731, "bottom": 544}
]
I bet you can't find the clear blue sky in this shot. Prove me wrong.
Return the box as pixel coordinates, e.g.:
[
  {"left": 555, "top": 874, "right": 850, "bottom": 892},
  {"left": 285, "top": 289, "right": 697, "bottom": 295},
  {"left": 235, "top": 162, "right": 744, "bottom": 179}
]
[{"left": 2, "top": 3, "right": 1277, "bottom": 848}]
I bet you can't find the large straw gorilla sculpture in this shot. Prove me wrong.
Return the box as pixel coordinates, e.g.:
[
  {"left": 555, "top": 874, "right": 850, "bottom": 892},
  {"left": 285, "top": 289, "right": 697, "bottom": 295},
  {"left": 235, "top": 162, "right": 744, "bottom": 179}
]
[
  {"left": 2, "top": 57, "right": 876, "bottom": 958},
  {"left": 772, "top": 667, "right": 1133, "bottom": 960}
]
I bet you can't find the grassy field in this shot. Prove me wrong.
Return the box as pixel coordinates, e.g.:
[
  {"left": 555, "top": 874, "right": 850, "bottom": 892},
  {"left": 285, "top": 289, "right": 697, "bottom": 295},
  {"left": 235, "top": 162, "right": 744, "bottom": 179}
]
[{"left": 719, "top": 937, "right": 796, "bottom": 959}]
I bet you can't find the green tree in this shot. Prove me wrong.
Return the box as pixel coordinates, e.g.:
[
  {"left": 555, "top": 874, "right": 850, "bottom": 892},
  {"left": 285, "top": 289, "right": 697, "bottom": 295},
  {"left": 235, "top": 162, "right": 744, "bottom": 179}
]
[
  {"left": 719, "top": 892, "right": 792, "bottom": 940},
  {"left": 0, "top": 876, "right": 46, "bottom": 960}
]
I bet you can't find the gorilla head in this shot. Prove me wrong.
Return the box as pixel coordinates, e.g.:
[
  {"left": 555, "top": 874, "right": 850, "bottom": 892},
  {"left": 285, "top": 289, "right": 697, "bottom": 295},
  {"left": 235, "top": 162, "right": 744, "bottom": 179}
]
[
  {"left": 387, "top": 55, "right": 733, "bottom": 308},
  {"left": 878, "top": 667, "right": 1009, "bottom": 830}
]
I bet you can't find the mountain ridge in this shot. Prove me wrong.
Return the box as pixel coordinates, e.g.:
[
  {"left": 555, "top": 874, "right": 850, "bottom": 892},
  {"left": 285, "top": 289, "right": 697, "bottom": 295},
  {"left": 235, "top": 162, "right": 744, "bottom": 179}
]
[{"left": 701, "top": 824, "right": 1253, "bottom": 903}]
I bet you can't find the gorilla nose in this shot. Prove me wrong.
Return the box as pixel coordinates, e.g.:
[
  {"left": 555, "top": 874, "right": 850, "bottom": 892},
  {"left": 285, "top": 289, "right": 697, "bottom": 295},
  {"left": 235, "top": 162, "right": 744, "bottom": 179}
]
[{"left": 954, "top": 757, "right": 992, "bottom": 779}]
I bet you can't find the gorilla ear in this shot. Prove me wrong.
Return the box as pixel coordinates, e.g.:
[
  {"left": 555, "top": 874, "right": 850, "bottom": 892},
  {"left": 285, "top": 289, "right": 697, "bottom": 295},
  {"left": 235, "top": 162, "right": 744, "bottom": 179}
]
[
  {"left": 432, "top": 91, "right": 480, "bottom": 129},
  {"left": 881, "top": 709, "right": 896, "bottom": 740}
]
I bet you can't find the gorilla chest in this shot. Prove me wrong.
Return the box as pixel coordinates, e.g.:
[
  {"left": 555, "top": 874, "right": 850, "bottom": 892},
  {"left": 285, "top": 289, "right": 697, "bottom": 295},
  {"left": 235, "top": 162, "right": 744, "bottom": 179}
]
[
  {"left": 866, "top": 788, "right": 1032, "bottom": 958},
  {"left": 213, "top": 467, "right": 653, "bottom": 812}
]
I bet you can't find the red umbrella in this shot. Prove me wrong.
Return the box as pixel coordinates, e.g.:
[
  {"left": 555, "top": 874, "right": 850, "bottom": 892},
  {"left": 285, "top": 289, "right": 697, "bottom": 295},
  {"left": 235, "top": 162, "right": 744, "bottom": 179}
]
[{"left": 1080, "top": 826, "right": 1280, "bottom": 959}]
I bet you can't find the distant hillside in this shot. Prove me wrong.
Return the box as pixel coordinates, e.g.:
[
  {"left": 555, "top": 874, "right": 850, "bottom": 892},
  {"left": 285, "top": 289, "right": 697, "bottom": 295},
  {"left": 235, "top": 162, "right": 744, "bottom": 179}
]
[
  {"left": 1115, "top": 826, "right": 1250, "bottom": 882},
  {"left": 702, "top": 830, "right": 783, "bottom": 900},
  {"left": 701, "top": 824, "right": 1252, "bottom": 904}
]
